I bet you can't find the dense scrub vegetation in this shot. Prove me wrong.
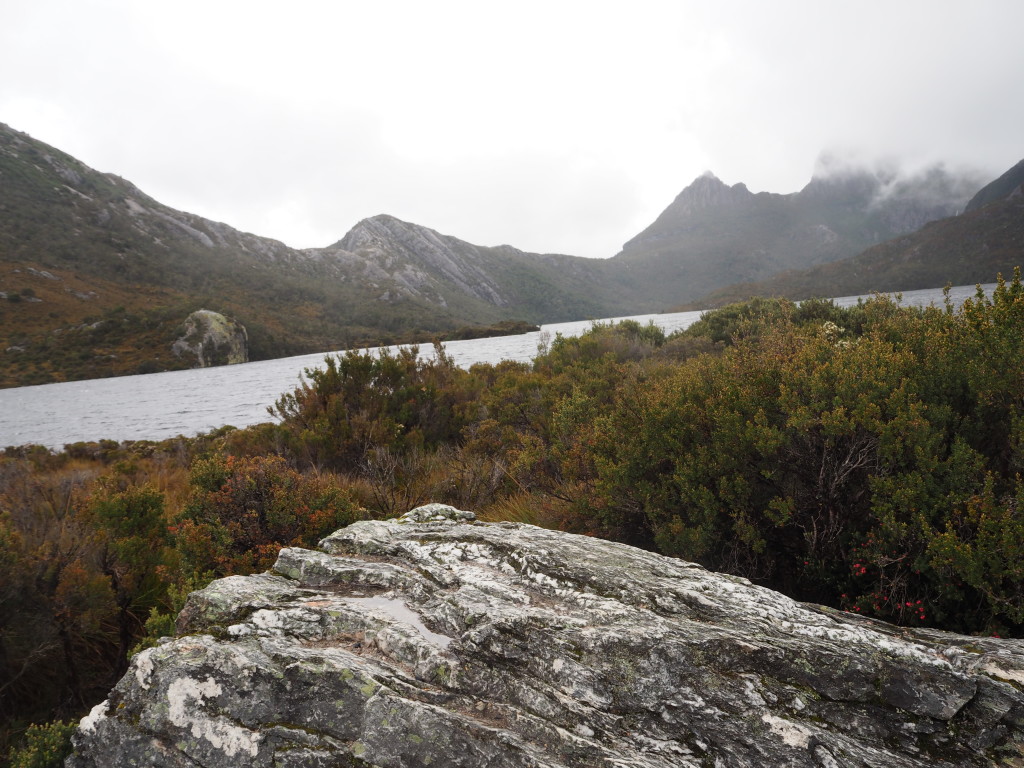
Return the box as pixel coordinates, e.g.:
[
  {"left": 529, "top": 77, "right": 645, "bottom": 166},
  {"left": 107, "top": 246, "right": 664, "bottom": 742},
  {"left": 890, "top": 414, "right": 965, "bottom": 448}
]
[{"left": 4, "top": 273, "right": 1024, "bottom": 762}]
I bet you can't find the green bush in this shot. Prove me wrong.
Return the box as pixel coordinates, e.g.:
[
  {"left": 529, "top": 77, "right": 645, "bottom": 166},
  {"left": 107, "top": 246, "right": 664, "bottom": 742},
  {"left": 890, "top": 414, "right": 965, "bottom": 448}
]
[
  {"left": 270, "top": 344, "right": 479, "bottom": 471},
  {"left": 582, "top": 275, "right": 1024, "bottom": 633},
  {"left": 7, "top": 720, "right": 76, "bottom": 768},
  {"left": 175, "top": 454, "right": 364, "bottom": 575}
]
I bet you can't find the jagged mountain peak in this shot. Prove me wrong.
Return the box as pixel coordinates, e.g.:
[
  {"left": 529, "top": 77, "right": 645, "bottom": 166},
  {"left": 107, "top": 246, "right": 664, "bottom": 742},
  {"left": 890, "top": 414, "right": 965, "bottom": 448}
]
[
  {"left": 614, "top": 160, "right": 982, "bottom": 306},
  {"left": 352, "top": 212, "right": 413, "bottom": 231},
  {"left": 325, "top": 214, "right": 529, "bottom": 309},
  {"left": 333, "top": 214, "right": 446, "bottom": 253},
  {"left": 669, "top": 171, "right": 754, "bottom": 213},
  {"left": 798, "top": 169, "right": 881, "bottom": 202},
  {"left": 799, "top": 159, "right": 986, "bottom": 210},
  {"left": 696, "top": 169, "right": 724, "bottom": 184}
]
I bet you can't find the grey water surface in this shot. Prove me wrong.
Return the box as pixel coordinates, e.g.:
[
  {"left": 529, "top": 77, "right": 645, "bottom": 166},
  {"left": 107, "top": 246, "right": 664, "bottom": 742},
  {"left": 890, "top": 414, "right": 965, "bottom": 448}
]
[{"left": 0, "top": 284, "right": 994, "bottom": 449}]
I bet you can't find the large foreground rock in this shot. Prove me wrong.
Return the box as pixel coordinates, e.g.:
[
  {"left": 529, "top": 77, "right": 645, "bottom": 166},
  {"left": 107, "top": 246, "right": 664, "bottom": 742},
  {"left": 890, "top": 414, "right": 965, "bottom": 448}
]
[{"left": 69, "top": 505, "right": 1024, "bottom": 767}]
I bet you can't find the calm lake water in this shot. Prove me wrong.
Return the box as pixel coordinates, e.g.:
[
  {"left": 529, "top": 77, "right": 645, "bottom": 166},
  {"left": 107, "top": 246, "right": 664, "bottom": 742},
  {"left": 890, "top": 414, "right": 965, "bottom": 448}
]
[{"left": 0, "top": 284, "right": 995, "bottom": 449}]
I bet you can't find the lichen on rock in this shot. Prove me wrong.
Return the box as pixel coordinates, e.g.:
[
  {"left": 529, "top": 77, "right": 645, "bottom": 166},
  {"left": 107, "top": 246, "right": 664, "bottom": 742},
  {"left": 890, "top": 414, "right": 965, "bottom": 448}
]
[
  {"left": 171, "top": 309, "right": 248, "bottom": 368},
  {"left": 68, "top": 504, "right": 1024, "bottom": 767}
]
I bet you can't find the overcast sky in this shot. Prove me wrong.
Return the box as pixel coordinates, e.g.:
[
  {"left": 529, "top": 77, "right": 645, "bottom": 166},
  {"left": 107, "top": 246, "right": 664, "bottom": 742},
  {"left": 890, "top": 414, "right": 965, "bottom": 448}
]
[{"left": 2, "top": 1, "right": 1022, "bottom": 258}]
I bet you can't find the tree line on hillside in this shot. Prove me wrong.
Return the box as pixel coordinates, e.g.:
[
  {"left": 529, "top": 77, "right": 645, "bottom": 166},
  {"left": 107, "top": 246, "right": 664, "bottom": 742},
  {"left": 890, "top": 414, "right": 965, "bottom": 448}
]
[{"left": 3, "top": 272, "right": 1024, "bottom": 764}]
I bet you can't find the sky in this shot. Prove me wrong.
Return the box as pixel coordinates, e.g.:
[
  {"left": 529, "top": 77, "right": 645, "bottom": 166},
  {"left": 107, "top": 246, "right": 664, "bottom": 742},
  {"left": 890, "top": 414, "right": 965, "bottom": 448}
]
[{"left": 2, "top": 1, "right": 1022, "bottom": 259}]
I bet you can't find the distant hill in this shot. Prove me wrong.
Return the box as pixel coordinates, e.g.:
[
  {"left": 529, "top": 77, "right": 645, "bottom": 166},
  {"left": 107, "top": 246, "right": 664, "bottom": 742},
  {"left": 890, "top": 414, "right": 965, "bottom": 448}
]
[
  {"left": 0, "top": 123, "right": 630, "bottom": 387},
  {"left": 688, "top": 158, "right": 1024, "bottom": 307},
  {"left": 611, "top": 161, "right": 984, "bottom": 306}
]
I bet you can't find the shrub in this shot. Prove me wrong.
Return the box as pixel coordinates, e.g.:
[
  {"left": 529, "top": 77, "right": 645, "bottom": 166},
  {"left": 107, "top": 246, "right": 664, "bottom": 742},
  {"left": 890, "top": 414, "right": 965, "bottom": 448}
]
[
  {"left": 269, "top": 344, "right": 478, "bottom": 472},
  {"left": 175, "top": 454, "right": 364, "bottom": 574},
  {"left": 7, "top": 720, "right": 76, "bottom": 768}
]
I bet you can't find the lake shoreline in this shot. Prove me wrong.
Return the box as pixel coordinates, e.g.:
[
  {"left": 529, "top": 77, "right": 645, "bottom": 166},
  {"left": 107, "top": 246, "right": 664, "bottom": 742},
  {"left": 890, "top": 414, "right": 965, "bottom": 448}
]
[{"left": 0, "top": 284, "right": 996, "bottom": 450}]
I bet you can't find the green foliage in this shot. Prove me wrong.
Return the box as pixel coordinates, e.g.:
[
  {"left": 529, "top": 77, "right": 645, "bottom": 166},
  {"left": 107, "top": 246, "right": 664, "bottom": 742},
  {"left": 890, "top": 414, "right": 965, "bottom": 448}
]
[
  {"left": 926, "top": 476, "right": 1024, "bottom": 627},
  {"left": 0, "top": 457, "right": 116, "bottom": 740},
  {"left": 131, "top": 573, "right": 213, "bottom": 655},
  {"left": 80, "top": 482, "right": 175, "bottom": 665},
  {"left": 679, "top": 296, "right": 795, "bottom": 344},
  {"left": 269, "top": 344, "right": 478, "bottom": 472},
  {"left": 175, "top": 454, "right": 363, "bottom": 575},
  {"left": 584, "top": 276, "right": 1024, "bottom": 632},
  {"left": 6, "top": 720, "right": 76, "bottom": 768},
  {"left": 542, "top": 320, "right": 666, "bottom": 371},
  {"left": 680, "top": 295, "right": 869, "bottom": 346}
]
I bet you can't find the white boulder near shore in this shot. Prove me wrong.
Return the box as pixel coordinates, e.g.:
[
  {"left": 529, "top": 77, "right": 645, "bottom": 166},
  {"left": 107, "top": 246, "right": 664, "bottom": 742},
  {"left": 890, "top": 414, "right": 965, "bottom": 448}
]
[{"left": 171, "top": 309, "right": 248, "bottom": 368}]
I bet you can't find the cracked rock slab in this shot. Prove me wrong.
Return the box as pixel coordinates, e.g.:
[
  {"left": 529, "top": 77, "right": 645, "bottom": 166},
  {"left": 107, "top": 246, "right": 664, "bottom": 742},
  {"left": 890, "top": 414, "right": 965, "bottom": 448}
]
[{"left": 68, "top": 504, "right": 1024, "bottom": 767}]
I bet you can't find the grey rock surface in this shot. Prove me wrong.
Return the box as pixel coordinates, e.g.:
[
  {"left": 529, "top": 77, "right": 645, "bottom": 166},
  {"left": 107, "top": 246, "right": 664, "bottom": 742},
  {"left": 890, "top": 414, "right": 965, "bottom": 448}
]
[
  {"left": 171, "top": 309, "right": 248, "bottom": 367},
  {"left": 68, "top": 504, "right": 1024, "bottom": 767}
]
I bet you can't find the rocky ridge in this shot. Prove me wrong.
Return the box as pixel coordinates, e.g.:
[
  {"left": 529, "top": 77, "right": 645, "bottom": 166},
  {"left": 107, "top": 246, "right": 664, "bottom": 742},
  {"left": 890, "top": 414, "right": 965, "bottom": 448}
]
[
  {"left": 328, "top": 215, "right": 509, "bottom": 307},
  {"left": 313, "top": 214, "right": 631, "bottom": 320},
  {"left": 69, "top": 504, "right": 1024, "bottom": 767},
  {"left": 694, "top": 168, "right": 1024, "bottom": 307}
]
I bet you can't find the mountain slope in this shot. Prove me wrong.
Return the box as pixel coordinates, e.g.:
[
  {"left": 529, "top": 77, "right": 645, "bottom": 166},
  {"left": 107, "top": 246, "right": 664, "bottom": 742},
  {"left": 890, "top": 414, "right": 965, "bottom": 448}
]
[
  {"left": 688, "top": 159, "right": 1024, "bottom": 306},
  {"left": 608, "top": 164, "right": 983, "bottom": 306},
  {"left": 315, "top": 214, "right": 636, "bottom": 323},
  {"left": 964, "top": 158, "right": 1024, "bottom": 213},
  {"left": 0, "top": 123, "right": 624, "bottom": 387}
]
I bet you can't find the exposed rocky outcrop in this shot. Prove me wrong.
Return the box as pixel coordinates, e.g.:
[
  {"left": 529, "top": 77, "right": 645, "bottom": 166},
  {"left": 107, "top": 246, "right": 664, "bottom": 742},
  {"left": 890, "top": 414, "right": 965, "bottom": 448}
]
[
  {"left": 69, "top": 504, "right": 1024, "bottom": 767},
  {"left": 331, "top": 215, "right": 510, "bottom": 306},
  {"left": 171, "top": 309, "right": 248, "bottom": 367},
  {"left": 314, "top": 215, "right": 629, "bottom": 321}
]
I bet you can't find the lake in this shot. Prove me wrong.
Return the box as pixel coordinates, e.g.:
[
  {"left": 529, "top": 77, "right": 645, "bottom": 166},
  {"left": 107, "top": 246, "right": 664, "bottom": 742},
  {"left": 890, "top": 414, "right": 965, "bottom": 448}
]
[{"left": 0, "top": 283, "right": 994, "bottom": 449}]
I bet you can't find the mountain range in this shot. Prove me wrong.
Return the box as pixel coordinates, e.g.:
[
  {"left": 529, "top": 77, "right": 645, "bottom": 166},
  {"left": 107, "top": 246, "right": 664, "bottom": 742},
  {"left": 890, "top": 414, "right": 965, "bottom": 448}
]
[
  {"left": 1, "top": 120, "right": 1021, "bottom": 387},
  {"left": 0, "top": 122, "right": 634, "bottom": 386},
  {"left": 617, "top": 161, "right": 984, "bottom": 306},
  {"left": 695, "top": 159, "right": 1024, "bottom": 306}
]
